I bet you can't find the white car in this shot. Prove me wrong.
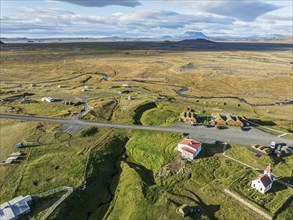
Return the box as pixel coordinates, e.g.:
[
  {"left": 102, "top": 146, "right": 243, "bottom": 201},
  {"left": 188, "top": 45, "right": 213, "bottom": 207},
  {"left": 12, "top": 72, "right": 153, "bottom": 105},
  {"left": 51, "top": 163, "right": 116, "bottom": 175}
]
[{"left": 41, "top": 97, "right": 54, "bottom": 102}]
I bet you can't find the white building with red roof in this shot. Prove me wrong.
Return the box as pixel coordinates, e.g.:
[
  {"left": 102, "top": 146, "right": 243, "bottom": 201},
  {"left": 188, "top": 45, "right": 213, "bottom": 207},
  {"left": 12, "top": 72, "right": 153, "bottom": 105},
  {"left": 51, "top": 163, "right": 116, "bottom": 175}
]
[
  {"left": 251, "top": 165, "right": 274, "bottom": 194},
  {"left": 177, "top": 139, "right": 202, "bottom": 160}
]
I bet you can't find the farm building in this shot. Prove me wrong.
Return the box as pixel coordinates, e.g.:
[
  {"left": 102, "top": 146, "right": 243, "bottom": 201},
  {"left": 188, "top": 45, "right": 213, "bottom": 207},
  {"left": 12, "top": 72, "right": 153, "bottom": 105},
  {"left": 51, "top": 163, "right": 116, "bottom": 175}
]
[
  {"left": 177, "top": 139, "right": 202, "bottom": 160},
  {"left": 211, "top": 113, "right": 243, "bottom": 126},
  {"left": 225, "top": 115, "right": 237, "bottom": 125},
  {"left": 212, "top": 113, "right": 226, "bottom": 125},
  {"left": 251, "top": 165, "right": 274, "bottom": 194},
  {"left": 122, "top": 84, "right": 130, "bottom": 88},
  {"left": 0, "top": 195, "right": 32, "bottom": 220},
  {"left": 180, "top": 108, "right": 198, "bottom": 123}
]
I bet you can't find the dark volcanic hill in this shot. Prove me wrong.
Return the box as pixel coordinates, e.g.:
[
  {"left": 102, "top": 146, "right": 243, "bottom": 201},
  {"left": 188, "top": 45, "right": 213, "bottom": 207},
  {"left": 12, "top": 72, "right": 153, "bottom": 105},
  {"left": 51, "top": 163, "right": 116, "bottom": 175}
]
[
  {"left": 0, "top": 40, "right": 4, "bottom": 44},
  {"left": 179, "top": 39, "right": 215, "bottom": 43}
]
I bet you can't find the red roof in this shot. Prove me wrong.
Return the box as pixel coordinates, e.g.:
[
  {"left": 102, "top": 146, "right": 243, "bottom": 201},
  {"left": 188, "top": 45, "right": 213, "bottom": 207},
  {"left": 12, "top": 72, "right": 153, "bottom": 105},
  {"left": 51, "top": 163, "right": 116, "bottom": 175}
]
[
  {"left": 179, "top": 139, "right": 201, "bottom": 149},
  {"left": 188, "top": 142, "right": 201, "bottom": 149},
  {"left": 182, "top": 147, "right": 196, "bottom": 155},
  {"left": 179, "top": 139, "right": 194, "bottom": 145},
  {"left": 265, "top": 166, "right": 272, "bottom": 173},
  {"left": 256, "top": 174, "right": 272, "bottom": 187}
]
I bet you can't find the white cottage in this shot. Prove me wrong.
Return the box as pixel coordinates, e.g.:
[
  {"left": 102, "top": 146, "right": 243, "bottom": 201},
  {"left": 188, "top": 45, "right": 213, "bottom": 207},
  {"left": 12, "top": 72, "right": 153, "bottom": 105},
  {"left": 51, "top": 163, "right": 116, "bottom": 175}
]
[
  {"left": 251, "top": 165, "right": 274, "bottom": 194},
  {"left": 177, "top": 139, "right": 202, "bottom": 160}
]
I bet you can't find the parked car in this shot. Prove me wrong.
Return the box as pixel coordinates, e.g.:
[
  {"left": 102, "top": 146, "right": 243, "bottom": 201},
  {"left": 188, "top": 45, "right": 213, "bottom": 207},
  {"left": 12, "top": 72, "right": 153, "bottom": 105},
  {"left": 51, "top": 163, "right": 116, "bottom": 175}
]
[
  {"left": 41, "top": 97, "right": 54, "bottom": 102},
  {"left": 15, "top": 143, "right": 24, "bottom": 148},
  {"left": 211, "top": 140, "right": 218, "bottom": 145},
  {"left": 215, "top": 125, "right": 224, "bottom": 129},
  {"left": 241, "top": 126, "right": 251, "bottom": 131}
]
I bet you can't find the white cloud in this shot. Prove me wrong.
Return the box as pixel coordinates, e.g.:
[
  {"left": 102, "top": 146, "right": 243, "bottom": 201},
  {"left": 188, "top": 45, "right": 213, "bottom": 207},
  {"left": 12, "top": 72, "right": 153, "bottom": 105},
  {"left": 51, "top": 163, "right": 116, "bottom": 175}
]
[
  {"left": 1, "top": 7, "right": 238, "bottom": 37},
  {"left": 0, "top": 2, "right": 291, "bottom": 38},
  {"left": 53, "top": 0, "right": 140, "bottom": 7},
  {"left": 193, "top": 0, "right": 280, "bottom": 21}
]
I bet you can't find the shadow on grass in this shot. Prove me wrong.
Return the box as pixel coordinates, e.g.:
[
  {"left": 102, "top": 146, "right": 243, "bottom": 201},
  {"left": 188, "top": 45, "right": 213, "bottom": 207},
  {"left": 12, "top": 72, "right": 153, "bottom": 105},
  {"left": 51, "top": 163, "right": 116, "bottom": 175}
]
[
  {"left": 50, "top": 138, "right": 128, "bottom": 220},
  {"left": 278, "top": 176, "right": 293, "bottom": 185},
  {"left": 199, "top": 143, "right": 231, "bottom": 159},
  {"left": 170, "top": 189, "right": 220, "bottom": 220},
  {"left": 271, "top": 181, "right": 290, "bottom": 193},
  {"left": 273, "top": 195, "right": 293, "bottom": 219},
  {"left": 127, "top": 161, "right": 155, "bottom": 186},
  {"left": 246, "top": 118, "right": 277, "bottom": 126},
  {"left": 133, "top": 102, "right": 157, "bottom": 125},
  {"left": 184, "top": 188, "right": 220, "bottom": 219}
]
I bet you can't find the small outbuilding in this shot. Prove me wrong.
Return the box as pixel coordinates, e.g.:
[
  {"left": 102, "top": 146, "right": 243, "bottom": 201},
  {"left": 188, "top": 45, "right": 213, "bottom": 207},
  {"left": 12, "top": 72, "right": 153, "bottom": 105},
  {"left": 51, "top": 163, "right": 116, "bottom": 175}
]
[
  {"left": 0, "top": 195, "right": 32, "bottom": 220},
  {"left": 211, "top": 113, "right": 243, "bottom": 126},
  {"left": 180, "top": 108, "right": 198, "bottom": 124}
]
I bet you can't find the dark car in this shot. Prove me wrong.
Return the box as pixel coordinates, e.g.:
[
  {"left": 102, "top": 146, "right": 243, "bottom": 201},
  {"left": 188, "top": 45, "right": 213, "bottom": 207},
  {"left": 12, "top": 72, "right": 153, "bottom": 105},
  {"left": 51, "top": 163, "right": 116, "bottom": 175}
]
[{"left": 241, "top": 126, "right": 251, "bottom": 131}]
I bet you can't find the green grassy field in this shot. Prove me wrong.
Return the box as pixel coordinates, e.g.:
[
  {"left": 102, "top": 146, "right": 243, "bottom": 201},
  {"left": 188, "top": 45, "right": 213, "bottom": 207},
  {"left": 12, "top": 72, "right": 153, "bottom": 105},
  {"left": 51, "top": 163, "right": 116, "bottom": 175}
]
[
  {"left": 0, "top": 42, "right": 292, "bottom": 219},
  {"left": 1, "top": 118, "right": 292, "bottom": 219},
  {"left": 105, "top": 142, "right": 279, "bottom": 219},
  {"left": 1, "top": 42, "right": 292, "bottom": 132},
  {"left": 0, "top": 119, "right": 127, "bottom": 219},
  {"left": 225, "top": 144, "right": 293, "bottom": 178}
]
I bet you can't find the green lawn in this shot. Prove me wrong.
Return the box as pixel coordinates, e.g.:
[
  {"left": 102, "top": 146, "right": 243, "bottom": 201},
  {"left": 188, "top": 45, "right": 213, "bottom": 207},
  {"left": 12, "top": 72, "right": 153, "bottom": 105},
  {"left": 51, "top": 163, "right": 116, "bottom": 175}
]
[
  {"left": 140, "top": 108, "right": 178, "bottom": 126},
  {"left": 1, "top": 120, "right": 291, "bottom": 220},
  {"left": 225, "top": 144, "right": 293, "bottom": 178}
]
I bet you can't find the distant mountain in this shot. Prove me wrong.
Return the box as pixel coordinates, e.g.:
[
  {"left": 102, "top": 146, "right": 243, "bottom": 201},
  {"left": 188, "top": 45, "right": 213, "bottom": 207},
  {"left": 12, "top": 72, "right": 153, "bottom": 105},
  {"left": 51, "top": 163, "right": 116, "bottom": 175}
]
[
  {"left": 0, "top": 37, "right": 28, "bottom": 41},
  {"left": 179, "top": 31, "right": 209, "bottom": 40},
  {"left": 0, "top": 40, "right": 4, "bottom": 44},
  {"left": 179, "top": 39, "right": 214, "bottom": 43},
  {"left": 0, "top": 33, "right": 290, "bottom": 43}
]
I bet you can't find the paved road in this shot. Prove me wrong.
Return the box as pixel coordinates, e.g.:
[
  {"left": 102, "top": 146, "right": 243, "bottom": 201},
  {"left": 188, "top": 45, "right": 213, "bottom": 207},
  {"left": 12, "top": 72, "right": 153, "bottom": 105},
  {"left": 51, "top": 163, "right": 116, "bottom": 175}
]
[{"left": 0, "top": 114, "right": 292, "bottom": 147}]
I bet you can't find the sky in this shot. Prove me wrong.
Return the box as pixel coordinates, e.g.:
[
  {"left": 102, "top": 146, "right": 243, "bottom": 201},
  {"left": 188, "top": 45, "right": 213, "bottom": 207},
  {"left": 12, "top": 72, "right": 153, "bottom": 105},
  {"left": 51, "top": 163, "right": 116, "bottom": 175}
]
[{"left": 0, "top": 0, "right": 292, "bottom": 38}]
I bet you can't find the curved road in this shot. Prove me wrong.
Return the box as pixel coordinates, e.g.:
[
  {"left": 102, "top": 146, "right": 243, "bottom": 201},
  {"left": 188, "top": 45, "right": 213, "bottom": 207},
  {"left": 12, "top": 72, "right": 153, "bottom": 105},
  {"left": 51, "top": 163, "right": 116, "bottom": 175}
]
[
  {"left": 1, "top": 72, "right": 292, "bottom": 107},
  {"left": 0, "top": 114, "right": 292, "bottom": 147}
]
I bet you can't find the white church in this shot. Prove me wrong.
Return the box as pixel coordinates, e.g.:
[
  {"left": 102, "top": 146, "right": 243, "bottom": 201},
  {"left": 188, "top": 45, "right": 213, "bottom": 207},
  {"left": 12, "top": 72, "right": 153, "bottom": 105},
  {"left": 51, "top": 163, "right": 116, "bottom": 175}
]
[{"left": 251, "top": 165, "right": 274, "bottom": 194}]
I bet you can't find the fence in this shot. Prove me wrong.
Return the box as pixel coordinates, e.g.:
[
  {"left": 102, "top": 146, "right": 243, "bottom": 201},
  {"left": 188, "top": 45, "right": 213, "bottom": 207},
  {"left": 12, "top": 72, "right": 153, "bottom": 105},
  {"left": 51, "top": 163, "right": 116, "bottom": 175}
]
[
  {"left": 32, "top": 186, "right": 73, "bottom": 220},
  {"left": 224, "top": 189, "right": 272, "bottom": 220}
]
